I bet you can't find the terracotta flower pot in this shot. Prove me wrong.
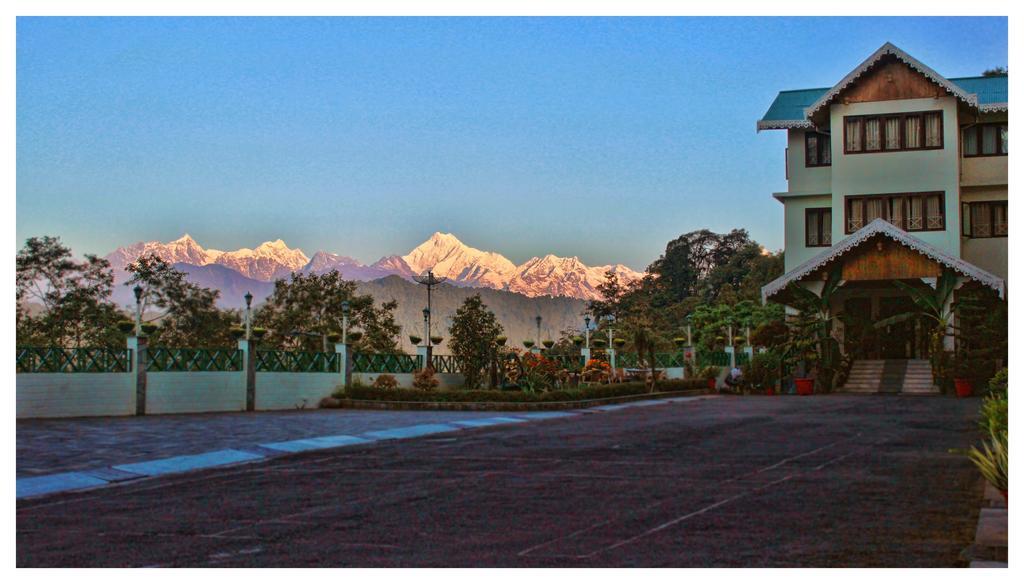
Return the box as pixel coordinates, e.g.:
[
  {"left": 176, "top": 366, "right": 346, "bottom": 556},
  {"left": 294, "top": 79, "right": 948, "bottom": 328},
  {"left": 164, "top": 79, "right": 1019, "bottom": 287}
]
[
  {"left": 707, "top": 378, "right": 716, "bottom": 391},
  {"left": 1001, "top": 490, "right": 1008, "bottom": 505},
  {"left": 795, "top": 378, "right": 814, "bottom": 396},
  {"left": 954, "top": 378, "right": 973, "bottom": 398}
]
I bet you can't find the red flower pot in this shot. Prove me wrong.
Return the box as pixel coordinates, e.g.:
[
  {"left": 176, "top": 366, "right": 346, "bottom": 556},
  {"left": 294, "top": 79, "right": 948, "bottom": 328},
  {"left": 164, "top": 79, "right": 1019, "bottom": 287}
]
[
  {"left": 954, "top": 378, "right": 973, "bottom": 398},
  {"left": 795, "top": 378, "right": 814, "bottom": 396},
  {"left": 765, "top": 387, "right": 775, "bottom": 396},
  {"left": 707, "top": 378, "right": 716, "bottom": 391},
  {"left": 1001, "top": 490, "right": 1008, "bottom": 505}
]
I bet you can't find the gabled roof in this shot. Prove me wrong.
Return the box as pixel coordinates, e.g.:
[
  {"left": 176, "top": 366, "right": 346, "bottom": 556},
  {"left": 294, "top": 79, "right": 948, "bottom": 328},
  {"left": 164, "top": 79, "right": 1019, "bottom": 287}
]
[
  {"left": 760, "top": 218, "right": 1006, "bottom": 303},
  {"left": 757, "top": 42, "right": 1009, "bottom": 131}
]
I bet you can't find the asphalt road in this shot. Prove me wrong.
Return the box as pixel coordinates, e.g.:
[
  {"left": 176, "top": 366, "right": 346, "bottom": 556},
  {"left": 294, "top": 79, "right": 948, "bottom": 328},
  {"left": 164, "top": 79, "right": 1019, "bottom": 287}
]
[{"left": 17, "top": 395, "right": 983, "bottom": 567}]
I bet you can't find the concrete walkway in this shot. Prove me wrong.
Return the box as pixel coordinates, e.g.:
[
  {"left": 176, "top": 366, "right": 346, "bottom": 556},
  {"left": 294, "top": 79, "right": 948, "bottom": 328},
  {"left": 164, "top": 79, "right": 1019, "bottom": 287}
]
[{"left": 17, "top": 397, "right": 706, "bottom": 498}]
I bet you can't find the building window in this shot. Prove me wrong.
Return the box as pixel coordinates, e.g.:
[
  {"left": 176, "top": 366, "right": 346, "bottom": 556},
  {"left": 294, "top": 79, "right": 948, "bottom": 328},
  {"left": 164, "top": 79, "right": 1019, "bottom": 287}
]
[
  {"left": 843, "top": 111, "right": 943, "bottom": 154},
  {"left": 805, "top": 207, "right": 832, "bottom": 247},
  {"left": 805, "top": 132, "right": 831, "bottom": 167},
  {"left": 962, "top": 123, "right": 1008, "bottom": 157},
  {"left": 845, "top": 192, "right": 945, "bottom": 234},
  {"left": 962, "top": 201, "right": 1008, "bottom": 238}
]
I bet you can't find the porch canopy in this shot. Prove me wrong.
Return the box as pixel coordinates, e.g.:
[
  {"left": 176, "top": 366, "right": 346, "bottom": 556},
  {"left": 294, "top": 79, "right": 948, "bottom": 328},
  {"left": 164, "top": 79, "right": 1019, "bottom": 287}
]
[{"left": 761, "top": 218, "right": 1005, "bottom": 305}]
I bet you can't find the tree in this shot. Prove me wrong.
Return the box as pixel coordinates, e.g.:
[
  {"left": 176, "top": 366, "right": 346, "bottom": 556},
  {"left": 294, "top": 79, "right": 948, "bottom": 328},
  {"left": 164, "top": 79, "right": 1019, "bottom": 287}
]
[
  {"left": 125, "top": 255, "right": 237, "bottom": 347},
  {"left": 16, "top": 236, "right": 124, "bottom": 347},
  {"left": 588, "top": 269, "right": 625, "bottom": 322},
  {"left": 447, "top": 294, "right": 504, "bottom": 389},
  {"left": 982, "top": 67, "right": 1007, "bottom": 77},
  {"left": 784, "top": 264, "right": 844, "bottom": 391},
  {"left": 255, "top": 270, "right": 399, "bottom": 352},
  {"left": 646, "top": 229, "right": 754, "bottom": 302}
]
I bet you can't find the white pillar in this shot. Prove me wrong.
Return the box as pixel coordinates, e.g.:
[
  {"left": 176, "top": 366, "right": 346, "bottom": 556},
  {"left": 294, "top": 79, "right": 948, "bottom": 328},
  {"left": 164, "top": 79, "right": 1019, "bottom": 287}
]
[{"left": 336, "top": 342, "right": 350, "bottom": 388}]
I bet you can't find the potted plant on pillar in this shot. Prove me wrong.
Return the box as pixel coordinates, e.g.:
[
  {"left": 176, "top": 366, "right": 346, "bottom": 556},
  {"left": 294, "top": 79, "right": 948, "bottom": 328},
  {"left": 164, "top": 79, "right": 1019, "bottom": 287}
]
[
  {"left": 116, "top": 320, "right": 136, "bottom": 334},
  {"left": 409, "top": 334, "right": 422, "bottom": 346}
]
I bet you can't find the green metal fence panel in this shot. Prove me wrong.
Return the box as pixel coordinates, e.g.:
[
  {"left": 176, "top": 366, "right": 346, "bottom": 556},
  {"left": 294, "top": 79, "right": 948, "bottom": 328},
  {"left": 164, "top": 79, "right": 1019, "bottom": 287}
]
[
  {"left": 616, "top": 353, "right": 640, "bottom": 368},
  {"left": 431, "top": 354, "right": 460, "bottom": 374},
  {"left": 16, "top": 347, "right": 133, "bottom": 373},
  {"left": 352, "top": 353, "right": 422, "bottom": 373},
  {"left": 735, "top": 351, "right": 751, "bottom": 366},
  {"left": 654, "top": 352, "right": 687, "bottom": 368},
  {"left": 147, "top": 348, "right": 243, "bottom": 372},
  {"left": 255, "top": 350, "right": 340, "bottom": 373},
  {"left": 696, "top": 351, "right": 731, "bottom": 367}
]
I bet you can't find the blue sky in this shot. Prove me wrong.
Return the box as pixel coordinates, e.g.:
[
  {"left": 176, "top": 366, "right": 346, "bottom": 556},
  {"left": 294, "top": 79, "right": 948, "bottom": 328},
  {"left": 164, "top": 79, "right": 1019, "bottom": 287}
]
[{"left": 17, "top": 16, "right": 1007, "bottom": 270}]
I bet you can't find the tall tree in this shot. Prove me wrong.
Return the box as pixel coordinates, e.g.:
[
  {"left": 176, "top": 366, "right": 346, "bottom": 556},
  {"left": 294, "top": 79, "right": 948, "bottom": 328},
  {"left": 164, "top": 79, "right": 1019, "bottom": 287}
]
[
  {"left": 255, "top": 270, "right": 400, "bottom": 352},
  {"left": 447, "top": 294, "right": 504, "bottom": 389},
  {"left": 646, "top": 228, "right": 754, "bottom": 302},
  {"left": 16, "top": 236, "right": 124, "bottom": 347},
  {"left": 124, "top": 255, "right": 237, "bottom": 347}
]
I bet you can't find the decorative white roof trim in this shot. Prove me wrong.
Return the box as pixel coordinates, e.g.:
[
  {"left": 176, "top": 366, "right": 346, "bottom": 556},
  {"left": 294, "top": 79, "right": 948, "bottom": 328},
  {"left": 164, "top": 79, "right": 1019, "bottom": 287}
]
[
  {"left": 761, "top": 218, "right": 1005, "bottom": 303},
  {"left": 756, "top": 119, "right": 814, "bottom": 132},
  {"left": 804, "top": 42, "right": 979, "bottom": 120},
  {"left": 980, "top": 102, "right": 1008, "bottom": 113}
]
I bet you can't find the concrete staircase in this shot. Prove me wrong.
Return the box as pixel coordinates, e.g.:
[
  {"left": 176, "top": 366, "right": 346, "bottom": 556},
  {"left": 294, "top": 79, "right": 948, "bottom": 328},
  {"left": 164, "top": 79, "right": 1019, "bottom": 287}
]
[{"left": 841, "top": 359, "right": 939, "bottom": 394}]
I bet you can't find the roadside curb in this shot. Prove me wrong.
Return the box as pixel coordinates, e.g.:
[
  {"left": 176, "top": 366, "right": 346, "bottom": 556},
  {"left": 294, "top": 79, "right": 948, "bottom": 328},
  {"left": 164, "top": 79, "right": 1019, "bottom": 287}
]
[
  {"left": 332, "top": 389, "right": 708, "bottom": 411},
  {"left": 966, "top": 481, "right": 1007, "bottom": 567},
  {"left": 16, "top": 394, "right": 714, "bottom": 501}
]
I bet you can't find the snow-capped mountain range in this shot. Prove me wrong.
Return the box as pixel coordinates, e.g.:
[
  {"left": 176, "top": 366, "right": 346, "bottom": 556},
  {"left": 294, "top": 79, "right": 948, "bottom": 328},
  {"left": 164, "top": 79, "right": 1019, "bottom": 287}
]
[{"left": 104, "top": 232, "right": 643, "bottom": 306}]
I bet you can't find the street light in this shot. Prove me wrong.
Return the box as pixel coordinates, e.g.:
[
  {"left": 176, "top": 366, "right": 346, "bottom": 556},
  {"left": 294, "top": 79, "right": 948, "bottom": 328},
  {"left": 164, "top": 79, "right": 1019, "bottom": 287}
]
[
  {"left": 244, "top": 291, "right": 253, "bottom": 340},
  {"left": 685, "top": 314, "right": 693, "bottom": 347},
  {"left": 133, "top": 284, "right": 143, "bottom": 336},
  {"left": 422, "top": 307, "right": 431, "bottom": 346},
  {"left": 584, "top": 315, "right": 591, "bottom": 350},
  {"left": 341, "top": 300, "right": 350, "bottom": 344},
  {"left": 535, "top": 315, "right": 542, "bottom": 348}
]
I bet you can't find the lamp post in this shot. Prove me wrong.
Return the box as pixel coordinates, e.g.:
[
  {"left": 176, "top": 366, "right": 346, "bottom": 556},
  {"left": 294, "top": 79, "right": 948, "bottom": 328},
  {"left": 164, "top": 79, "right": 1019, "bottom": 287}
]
[
  {"left": 341, "top": 300, "right": 350, "bottom": 344},
  {"left": 422, "top": 307, "right": 432, "bottom": 367},
  {"left": 685, "top": 314, "right": 693, "bottom": 348},
  {"left": 535, "top": 315, "right": 542, "bottom": 350},
  {"left": 413, "top": 270, "right": 447, "bottom": 350},
  {"left": 244, "top": 291, "right": 253, "bottom": 340},
  {"left": 133, "top": 284, "right": 143, "bottom": 336},
  {"left": 584, "top": 315, "right": 591, "bottom": 350},
  {"left": 606, "top": 314, "right": 615, "bottom": 348}
]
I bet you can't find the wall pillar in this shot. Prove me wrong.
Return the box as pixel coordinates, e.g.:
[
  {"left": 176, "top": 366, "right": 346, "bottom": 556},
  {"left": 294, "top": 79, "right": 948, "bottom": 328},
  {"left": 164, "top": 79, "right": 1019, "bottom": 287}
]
[
  {"left": 416, "top": 345, "right": 430, "bottom": 371},
  {"left": 725, "top": 345, "right": 735, "bottom": 369},
  {"left": 239, "top": 339, "right": 255, "bottom": 411},
  {"left": 581, "top": 347, "right": 591, "bottom": 363},
  {"left": 608, "top": 348, "right": 616, "bottom": 370},
  {"left": 336, "top": 342, "right": 351, "bottom": 387},
  {"left": 127, "top": 336, "right": 147, "bottom": 416}
]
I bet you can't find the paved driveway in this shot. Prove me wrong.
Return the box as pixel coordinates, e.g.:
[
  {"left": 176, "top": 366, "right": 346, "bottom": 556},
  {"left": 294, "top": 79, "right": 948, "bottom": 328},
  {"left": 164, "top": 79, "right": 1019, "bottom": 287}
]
[{"left": 17, "top": 395, "right": 983, "bottom": 567}]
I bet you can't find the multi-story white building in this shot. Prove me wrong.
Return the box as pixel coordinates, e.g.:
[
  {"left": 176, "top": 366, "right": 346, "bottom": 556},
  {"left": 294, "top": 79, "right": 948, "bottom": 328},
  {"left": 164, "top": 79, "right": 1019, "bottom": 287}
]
[{"left": 757, "top": 43, "right": 1006, "bottom": 384}]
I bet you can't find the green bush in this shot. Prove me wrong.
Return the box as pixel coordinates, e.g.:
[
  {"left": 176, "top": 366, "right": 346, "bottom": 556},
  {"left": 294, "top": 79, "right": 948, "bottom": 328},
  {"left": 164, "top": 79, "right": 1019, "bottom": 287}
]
[
  {"left": 340, "top": 378, "right": 707, "bottom": 404},
  {"left": 980, "top": 395, "right": 1007, "bottom": 436},
  {"left": 988, "top": 368, "right": 1008, "bottom": 397},
  {"left": 968, "top": 429, "right": 1007, "bottom": 492}
]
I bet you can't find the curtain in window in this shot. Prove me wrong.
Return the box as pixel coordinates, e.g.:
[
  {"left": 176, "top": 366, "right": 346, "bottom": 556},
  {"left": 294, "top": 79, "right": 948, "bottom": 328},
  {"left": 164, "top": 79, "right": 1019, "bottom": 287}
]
[
  {"left": 982, "top": 125, "right": 998, "bottom": 155},
  {"left": 971, "top": 202, "right": 992, "bottom": 237},
  {"left": 905, "top": 116, "right": 922, "bottom": 148},
  {"left": 821, "top": 135, "right": 831, "bottom": 164},
  {"left": 806, "top": 133, "right": 818, "bottom": 166},
  {"left": 907, "top": 196, "right": 924, "bottom": 230},
  {"left": 885, "top": 118, "right": 901, "bottom": 150},
  {"left": 924, "top": 113, "right": 942, "bottom": 147},
  {"left": 845, "top": 119, "right": 862, "bottom": 151},
  {"left": 865, "top": 198, "right": 884, "bottom": 223},
  {"left": 994, "top": 203, "right": 1008, "bottom": 236},
  {"left": 806, "top": 211, "right": 819, "bottom": 246},
  {"left": 821, "top": 210, "right": 832, "bottom": 244},
  {"left": 1000, "top": 124, "right": 1008, "bottom": 154},
  {"left": 865, "top": 118, "right": 881, "bottom": 150},
  {"left": 962, "top": 127, "right": 978, "bottom": 155},
  {"left": 889, "top": 197, "right": 904, "bottom": 229},
  {"left": 926, "top": 195, "right": 943, "bottom": 229},
  {"left": 848, "top": 200, "right": 864, "bottom": 231}
]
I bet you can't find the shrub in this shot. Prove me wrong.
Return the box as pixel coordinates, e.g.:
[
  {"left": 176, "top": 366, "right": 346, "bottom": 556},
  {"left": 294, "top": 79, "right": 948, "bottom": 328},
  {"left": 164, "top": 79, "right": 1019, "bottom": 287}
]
[
  {"left": 344, "top": 378, "right": 708, "bottom": 404},
  {"left": 412, "top": 368, "right": 440, "bottom": 391},
  {"left": 968, "top": 430, "right": 1007, "bottom": 492},
  {"left": 372, "top": 374, "right": 399, "bottom": 390},
  {"left": 988, "top": 368, "right": 1008, "bottom": 397},
  {"left": 697, "top": 365, "right": 720, "bottom": 380},
  {"left": 980, "top": 394, "right": 1008, "bottom": 436},
  {"left": 743, "top": 351, "right": 782, "bottom": 393}
]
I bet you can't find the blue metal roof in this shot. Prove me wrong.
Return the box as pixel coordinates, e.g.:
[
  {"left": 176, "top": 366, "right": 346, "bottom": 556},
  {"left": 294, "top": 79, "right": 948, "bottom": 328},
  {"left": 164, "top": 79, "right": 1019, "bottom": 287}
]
[{"left": 759, "top": 75, "right": 1007, "bottom": 125}]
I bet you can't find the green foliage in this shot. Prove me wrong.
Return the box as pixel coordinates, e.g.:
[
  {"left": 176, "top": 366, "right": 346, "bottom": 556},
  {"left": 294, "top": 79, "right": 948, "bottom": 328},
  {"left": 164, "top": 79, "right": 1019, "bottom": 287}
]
[
  {"left": 342, "top": 379, "right": 708, "bottom": 404},
  {"left": 968, "top": 429, "right": 1007, "bottom": 491},
  {"left": 371, "top": 374, "right": 399, "bottom": 390},
  {"left": 980, "top": 394, "right": 1007, "bottom": 436},
  {"left": 124, "top": 255, "right": 237, "bottom": 347},
  {"left": 254, "top": 270, "right": 399, "bottom": 353},
  {"left": 743, "top": 350, "right": 782, "bottom": 393},
  {"left": 17, "top": 236, "right": 126, "bottom": 348},
  {"left": 447, "top": 294, "right": 504, "bottom": 389},
  {"left": 988, "top": 368, "right": 1008, "bottom": 398}
]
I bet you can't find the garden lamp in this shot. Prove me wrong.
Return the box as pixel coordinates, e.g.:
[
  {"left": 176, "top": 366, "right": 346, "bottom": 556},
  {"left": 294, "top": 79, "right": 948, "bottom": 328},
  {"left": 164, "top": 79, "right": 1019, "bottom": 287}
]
[
  {"left": 423, "top": 307, "right": 431, "bottom": 346},
  {"left": 584, "top": 315, "right": 591, "bottom": 349},
  {"left": 133, "top": 284, "right": 143, "bottom": 336},
  {"left": 341, "top": 300, "right": 350, "bottom": 344},
  {"left": 244, "top": 291, "right": 253, "bottom": 340}
]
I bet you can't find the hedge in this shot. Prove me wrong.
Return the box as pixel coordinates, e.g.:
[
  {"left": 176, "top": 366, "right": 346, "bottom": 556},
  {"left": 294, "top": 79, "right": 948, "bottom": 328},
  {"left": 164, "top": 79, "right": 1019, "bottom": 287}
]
[{"left": 338, "top": 379, "right": 707, "bottom": 404}]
